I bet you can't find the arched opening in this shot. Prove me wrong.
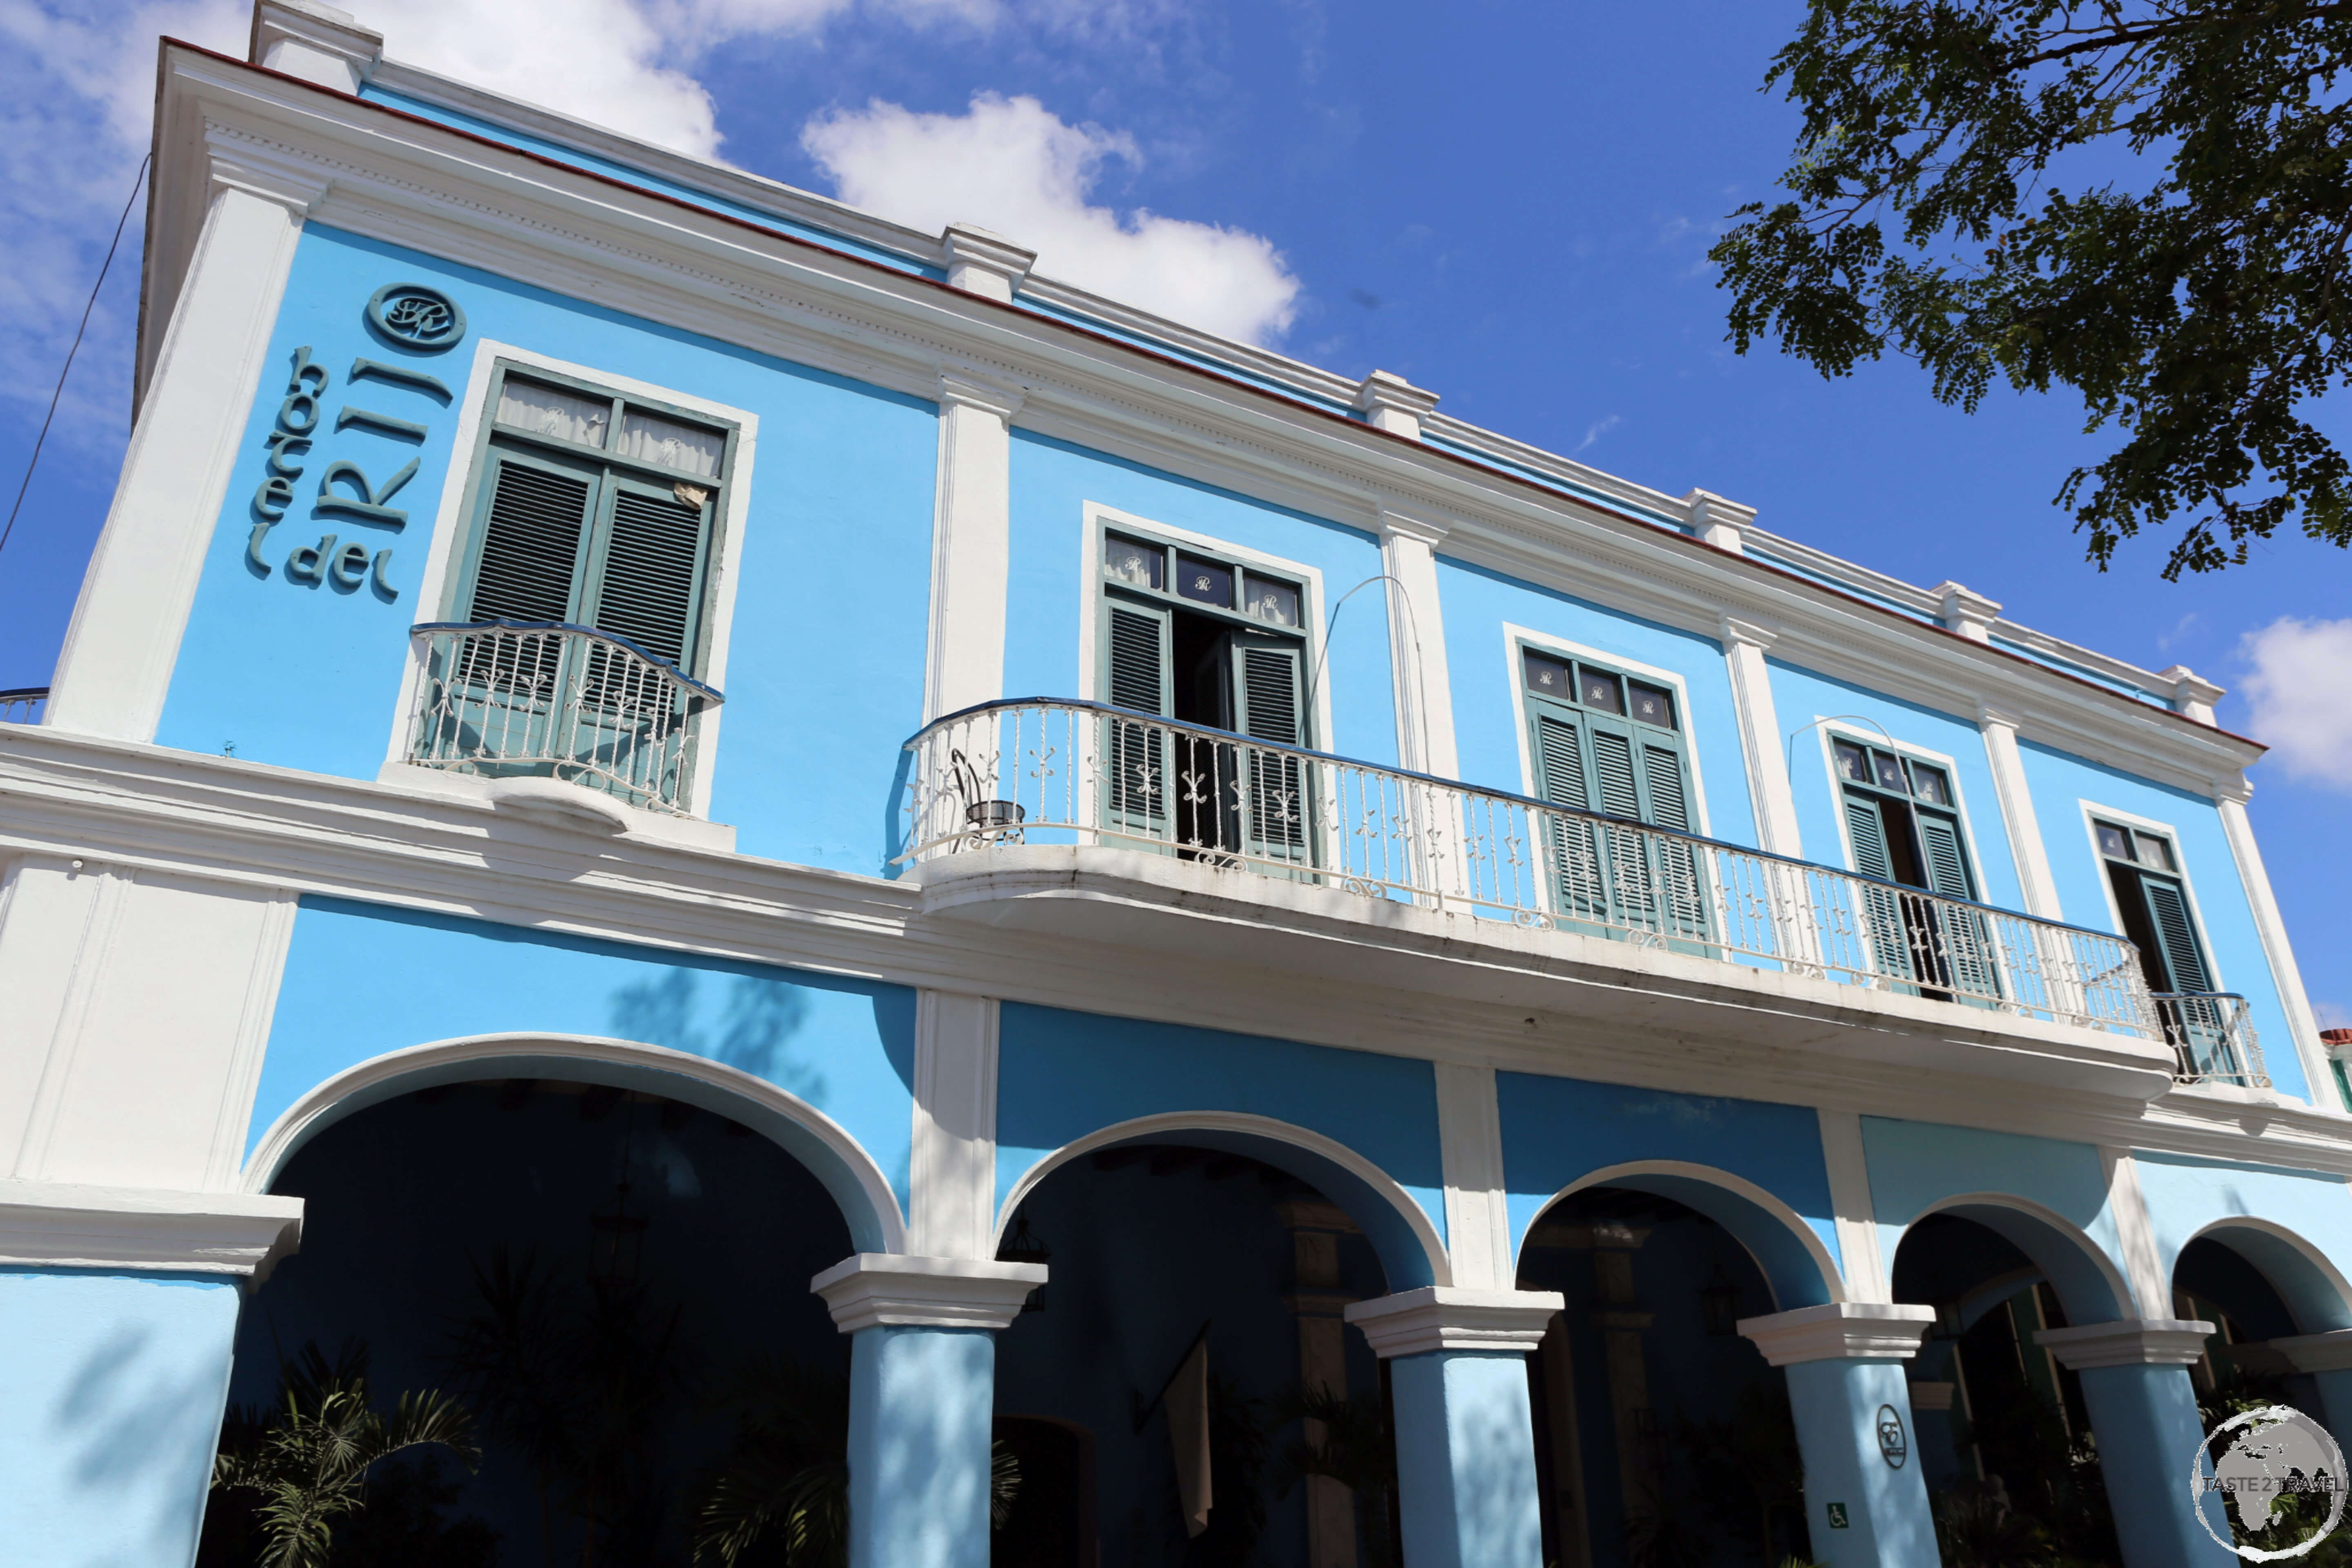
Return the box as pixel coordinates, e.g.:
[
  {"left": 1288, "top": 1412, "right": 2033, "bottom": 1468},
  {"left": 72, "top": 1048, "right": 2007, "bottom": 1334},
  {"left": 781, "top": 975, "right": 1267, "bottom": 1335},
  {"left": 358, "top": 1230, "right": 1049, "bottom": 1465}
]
[
  {"left": 1888, "top": 1200, "right": 2133, "bottom": 1563},
  {"left": 1514, "top": 1174, "right": 1829, "bottom": 1568},
  {"left": 989, "top": 1125, "right": 1415, "bottom": 1568},
  {"left": 199, "top": 1050, "right": 884, "bottom": 1567}
]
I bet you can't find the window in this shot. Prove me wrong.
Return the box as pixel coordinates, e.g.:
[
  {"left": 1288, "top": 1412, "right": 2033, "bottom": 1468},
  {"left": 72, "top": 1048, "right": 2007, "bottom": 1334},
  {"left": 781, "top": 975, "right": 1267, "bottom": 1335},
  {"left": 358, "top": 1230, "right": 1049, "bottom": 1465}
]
[
  {"left": 1833, "top": 738, "right": 1996, "bottom": 996},
  {"left": 2094, "top": 820, "right": 2213, "bottom": 997},
  {"left": 450, "top": 366, "right": 735, "bottom": 675},
  {"left": 1097, "top": 529, "right": 1310, "bottom": 859},
  {"left": 1519, "top": 645, "right": 1704, "bottom": 940}
]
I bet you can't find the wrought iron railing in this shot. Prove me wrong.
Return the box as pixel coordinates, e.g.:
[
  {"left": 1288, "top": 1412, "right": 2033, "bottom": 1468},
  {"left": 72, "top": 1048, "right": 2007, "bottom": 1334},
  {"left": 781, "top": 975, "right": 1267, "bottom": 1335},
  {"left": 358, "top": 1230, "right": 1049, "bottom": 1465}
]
[
  {"left": 2156, "top": 993, "right": 2267, "bottom": 1088},
  {"left": 0, "top": 687, "right": 47, "bottom": 724},
  {"left": 899, "top": 699, "right": 2164, "bottom": 1040},
  {"left": 406, "top": 621, "right": 720, "bottom": 816}
]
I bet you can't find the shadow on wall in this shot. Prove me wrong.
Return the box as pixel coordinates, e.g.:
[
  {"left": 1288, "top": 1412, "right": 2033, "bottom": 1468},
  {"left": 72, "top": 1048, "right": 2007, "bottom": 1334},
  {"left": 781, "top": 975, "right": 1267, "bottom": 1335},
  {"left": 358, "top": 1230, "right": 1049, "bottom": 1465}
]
[{"left": 609, "top": 971, "right": 821, "bottom": 1102}]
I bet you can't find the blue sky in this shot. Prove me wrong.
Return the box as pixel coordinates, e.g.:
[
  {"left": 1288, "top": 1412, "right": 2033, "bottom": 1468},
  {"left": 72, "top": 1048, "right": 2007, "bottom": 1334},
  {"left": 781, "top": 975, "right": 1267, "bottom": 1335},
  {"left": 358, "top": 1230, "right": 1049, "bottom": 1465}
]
[{"left": 2, "top": 0, "right": 2345, "bottom": 1020}]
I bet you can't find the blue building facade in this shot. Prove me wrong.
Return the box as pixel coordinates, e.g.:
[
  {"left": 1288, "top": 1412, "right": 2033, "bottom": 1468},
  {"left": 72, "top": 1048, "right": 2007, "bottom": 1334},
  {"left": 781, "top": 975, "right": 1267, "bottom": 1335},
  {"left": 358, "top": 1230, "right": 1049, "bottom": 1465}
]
[{"left": 2, "top": 6, "right": 2348, "bottom": 1566}]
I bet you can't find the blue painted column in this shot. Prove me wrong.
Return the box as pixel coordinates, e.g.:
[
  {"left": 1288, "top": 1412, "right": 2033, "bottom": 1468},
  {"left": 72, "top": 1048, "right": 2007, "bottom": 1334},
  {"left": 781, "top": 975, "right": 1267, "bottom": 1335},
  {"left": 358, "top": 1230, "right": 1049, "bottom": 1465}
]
[
  {"left": 1345, "top": 1285, "right": 1563, "bottom": 1568},
  {"left": 2270, "top": 1330, "right": 2352, "bottom": 1454},
  {"left": 2039, "top": 1321, "right": 2236, "bottom": 1568},
  {"left": 1740, "top": 1303, "right": 1938, "bottom": 1568},
  {"left": 812, "top": 1253, "right": 1047, "bottom": 1568},
  {"left": 0, "top": 1269, "right": 246, "bottom": 1568}
]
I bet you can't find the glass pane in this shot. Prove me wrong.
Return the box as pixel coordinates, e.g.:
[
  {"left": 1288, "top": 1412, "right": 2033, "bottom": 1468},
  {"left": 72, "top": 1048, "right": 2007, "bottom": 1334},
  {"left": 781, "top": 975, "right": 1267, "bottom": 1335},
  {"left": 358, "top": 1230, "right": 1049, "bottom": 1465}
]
[
  {"left": 1833, "top": 742, "right": 1871, "bottom": 783},
  {"left": 2138, "top": 834, "right": 2176, "bottom": 871},
  {"left": 2096, "top": 822, "right": 2132, "bottom": 861},
  {"left": 1176, "top": 555, "right": 1233, "bottom": 609},
  {"left": 1578, "top": 668, "right": 1624, "bottom": 715},
  {"left": 1908, "top": 763, "right": 1951, "bottom": 806},
  {"left": 1871, "top": 750, "right": 1908, "bottom": 793},
  {"left": 1243, "top": 573, "right": 1300, "bottom": 628},
  {"left": 615, "top": 408, "right": 724, "bottom": 477},
  {"left": 496, "top": 376, "right": 609, "bottom": 447},
  {"left": 1103, "top": 534, "right": 1164, "bottom": 590},
  {"left": 1627, "top": 681, "right": 1675, "bottom": 730},
  {"left": 1523, "top": 649, "right": 1570, "bottom": 697}
]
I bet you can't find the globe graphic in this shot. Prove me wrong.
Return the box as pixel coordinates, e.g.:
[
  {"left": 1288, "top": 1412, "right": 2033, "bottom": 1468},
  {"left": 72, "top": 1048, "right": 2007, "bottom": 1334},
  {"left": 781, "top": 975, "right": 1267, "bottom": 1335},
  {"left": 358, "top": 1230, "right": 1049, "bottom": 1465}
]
[{"left": 2192, "top": 1405, "right": 2347, "bottom": 1561}]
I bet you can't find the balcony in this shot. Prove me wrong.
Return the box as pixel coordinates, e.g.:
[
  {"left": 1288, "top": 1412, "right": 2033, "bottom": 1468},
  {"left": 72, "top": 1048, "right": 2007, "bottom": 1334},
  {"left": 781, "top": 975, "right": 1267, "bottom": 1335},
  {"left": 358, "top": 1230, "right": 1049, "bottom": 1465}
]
[
  {"left": 900, "top": 700, "right": 2199, "bottom": 1089},
  {"left": 1, "top": 687, "right": 46, "bottom": 724},
  {"left": 405, "top": 621, "right": 720, "bottom": 817},
  {"left": 2157, "top": 993, "right": 2267, "bottom": 1088}
]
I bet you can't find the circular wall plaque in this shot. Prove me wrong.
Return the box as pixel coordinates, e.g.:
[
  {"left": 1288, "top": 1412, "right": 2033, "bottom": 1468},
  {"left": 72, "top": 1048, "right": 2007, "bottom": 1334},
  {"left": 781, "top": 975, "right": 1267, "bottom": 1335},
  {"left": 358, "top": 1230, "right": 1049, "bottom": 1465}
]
[
  {"left": 1876, "top": 1404, "right": 1908, "bottom": 1469},
  {"left": 364, "top": 283, "right": 466, "bottom": 352}
]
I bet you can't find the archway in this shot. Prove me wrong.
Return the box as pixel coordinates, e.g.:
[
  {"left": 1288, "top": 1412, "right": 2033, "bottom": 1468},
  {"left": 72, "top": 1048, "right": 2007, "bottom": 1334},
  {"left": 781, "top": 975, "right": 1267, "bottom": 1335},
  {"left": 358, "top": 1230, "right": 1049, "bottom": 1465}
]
[
  {"left": 2172, "top": 1217, "right": 2352, "bottom": 1466},
  {"left": 990, "top": 1118, "right": 1428, "bottom": 1568},
  {"left": 1513, "top": 1165, "right": 1839, "bottom": 1568},
  {"left": 201, "top": 1045, "right": 891, "bottom": 1566}
]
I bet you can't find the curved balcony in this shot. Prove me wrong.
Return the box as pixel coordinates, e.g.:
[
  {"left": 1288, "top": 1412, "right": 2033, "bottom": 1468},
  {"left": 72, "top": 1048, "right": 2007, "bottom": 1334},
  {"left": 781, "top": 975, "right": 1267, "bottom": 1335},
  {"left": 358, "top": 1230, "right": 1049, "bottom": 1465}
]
[
  {"left": 405, "top": 621, "right": 721, "bottom": 817},
  {"left": 900, "top": 698, "right": 2167, "bottom": 1044},
  {"left": 2156, "top": 993, "right": 2267, "bottom": 1088},
  {"left": 0, "top": 687, "right": 47, "bottom": 724}
]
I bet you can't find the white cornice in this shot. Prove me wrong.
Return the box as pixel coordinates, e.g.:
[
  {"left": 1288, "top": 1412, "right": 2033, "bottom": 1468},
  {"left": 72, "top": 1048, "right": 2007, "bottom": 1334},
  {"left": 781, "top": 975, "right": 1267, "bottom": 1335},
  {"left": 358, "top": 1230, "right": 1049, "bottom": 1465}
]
[
  {"left": 0, "top": 1178, "right": 303, "bottom": 1280},
  {"left": 1738, "top": 1302, "right": 1936, "bottom": 1365},
  {"left": 4, "top": 728, "right": 2350, "bottom": 1182},
  {"left": 2035, "top": 1318, "right": 2215, "bottom": 1368},
  {"left": 1343, "top": 1286, "right": 1563, "bottom": 1357},
  {"left": 810, "top": 1253, "right": 1045, "bottom": 1333}
]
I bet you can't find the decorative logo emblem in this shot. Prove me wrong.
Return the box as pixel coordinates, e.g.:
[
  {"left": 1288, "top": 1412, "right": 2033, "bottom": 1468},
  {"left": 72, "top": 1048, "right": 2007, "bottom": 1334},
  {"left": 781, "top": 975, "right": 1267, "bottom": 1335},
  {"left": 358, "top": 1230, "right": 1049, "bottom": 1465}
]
[
  {"left": 365, "top": 283, "right": 466, "bottom": 352},
  {"left": 2192, "top": 1405, "right": 2345, "bottom": 1560},
  {"left": 1876, "top": 1405, "right": 1908, "bottom": 1469}
]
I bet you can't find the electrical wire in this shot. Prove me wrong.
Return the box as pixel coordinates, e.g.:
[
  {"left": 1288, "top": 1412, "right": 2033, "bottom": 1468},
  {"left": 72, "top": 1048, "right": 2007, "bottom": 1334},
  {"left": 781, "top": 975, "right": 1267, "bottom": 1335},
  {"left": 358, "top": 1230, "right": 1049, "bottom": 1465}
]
[{"left": 0, "top": 154, "right": 151, "bottom": 564}]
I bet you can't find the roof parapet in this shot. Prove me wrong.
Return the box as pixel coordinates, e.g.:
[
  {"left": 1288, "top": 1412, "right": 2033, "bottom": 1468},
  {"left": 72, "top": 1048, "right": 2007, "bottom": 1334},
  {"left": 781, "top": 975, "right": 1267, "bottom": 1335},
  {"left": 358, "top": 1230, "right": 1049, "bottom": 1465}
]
[
  {"left": 942, "top": 223, "right": 1036, "bottom": 304},
  {"left": 1684, "top": 489, "right": 1757, "bottom": 555},
  {"left": 249, "top": 0, "right": 381, "bottom": 93},
  {"left": 2158, "top": 664, "right": 2225, "bottom": 727},
  {"left": 1354, "top": 370, "right": 1439, "bottom": 440},
  {"left": 1932, "top": 581, "right": 2003, "bottom": 644}
]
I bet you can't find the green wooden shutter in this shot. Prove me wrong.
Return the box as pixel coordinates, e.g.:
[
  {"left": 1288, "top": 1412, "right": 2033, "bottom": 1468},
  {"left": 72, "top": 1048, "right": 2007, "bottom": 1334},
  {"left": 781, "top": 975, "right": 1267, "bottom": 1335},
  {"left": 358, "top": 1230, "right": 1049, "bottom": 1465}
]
[
  {"left": 464, "top": 449, "right": 596, "bottom": 624},
  {"left": 1232, "top": 637, "right": 1307, "bottom": 855},
  {"left": 1103, "top": 600, "right": 1172, "bottom": 826},
  {"left": 1636, "top": 734, "right": 1708, "bottom": 939},
  {"left": 1531, "top": 710, "right": 1608, "bottom": 920},
  {"left": 1916, "top": 808, "right": 1997, "bottom": 996},
  {"left": 1587, "top": 723, "right": 1642, "bottom": 819},
  {"left": 586, "top": 475, "right": 709, "bottom": 670},
  {"left": 1842, "top": 788, "right": 1910, "bottom": 978},
  {"left": 2139, "top": 877, "right": 2214, "bottom": 993},
  {"left": 1914, "top": 812, "right": 1976, "bottom": 901},
  {"left": 1843, "top": 791, "right": 1895, "bottom": 881}
]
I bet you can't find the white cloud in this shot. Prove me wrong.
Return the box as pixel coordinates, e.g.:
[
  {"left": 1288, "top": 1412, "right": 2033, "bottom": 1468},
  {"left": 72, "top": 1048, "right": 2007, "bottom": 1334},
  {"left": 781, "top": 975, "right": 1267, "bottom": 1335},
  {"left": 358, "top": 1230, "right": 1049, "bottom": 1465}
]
[
  {"left": 1574, "top": 414, "right": 1621, "bottom": 454},
  {"left": 802, "top": 92, "right": 1300, "bottom": 345},
  {"left": 2237, "top": 616, "right": 2352, "bottom": 788}
]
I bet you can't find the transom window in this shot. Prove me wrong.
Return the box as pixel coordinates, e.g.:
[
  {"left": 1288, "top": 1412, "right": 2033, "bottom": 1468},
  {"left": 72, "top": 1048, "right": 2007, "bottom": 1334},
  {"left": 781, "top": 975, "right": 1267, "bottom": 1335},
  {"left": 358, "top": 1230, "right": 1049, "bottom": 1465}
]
[
  {"left": 1105, "top": 532, "right": 1302, "bottom": 630},
  {"left": 2094, "top": 819, "right": 2212, "bottom": 996},
  {"left": 1833, "top": 739, "right": 1974, "bottom": 900},
  {"left": 1521, "top": 650, "right": 1678, "bottom": 733}
]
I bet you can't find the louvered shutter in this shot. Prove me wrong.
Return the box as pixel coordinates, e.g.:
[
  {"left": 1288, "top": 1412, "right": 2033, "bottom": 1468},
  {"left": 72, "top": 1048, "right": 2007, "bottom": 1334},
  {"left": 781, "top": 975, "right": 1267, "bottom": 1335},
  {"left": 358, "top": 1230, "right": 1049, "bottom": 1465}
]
[
  {"left": 1915, "top": 810, "right": 1997, "bottom": 996},
  {"left": 465, "top": 450, "right": 595, "bottom": 625},
  {"left": 1103, "top": 600, "right": 1172, "bottom": 826},
  {"left": 587, "top": 476, "right": 708, "bottom": 670},
  {"left": 1843, "top": 791, "right": 1895, "bottom": 881},
  {"left": 1531, "top": 712, "right": 1607, "bottom": 920},
  {"left": 1842, "top": 789, "right": 1910, "bottom": 978},
  {"left": 1636, "top": 734, "right": 1708, "bottom": 940},
  {"left": 2139, "top": 877, "right": 2214, "bottom": 993},
  {"left": 1232, "top": 637, "right": 1307, "bottom": 855},
  {"left": 1914, "top": 813, "right": 1976, "bottom": 900}
]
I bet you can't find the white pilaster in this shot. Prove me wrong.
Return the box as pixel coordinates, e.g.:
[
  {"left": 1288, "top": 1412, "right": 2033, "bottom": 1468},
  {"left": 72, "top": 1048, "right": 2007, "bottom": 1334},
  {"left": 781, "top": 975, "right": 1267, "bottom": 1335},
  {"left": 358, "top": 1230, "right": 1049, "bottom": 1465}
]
[
  {"left": 1978, "top": 703, "right": 2063, "bottom": 920},
  {"left": 1684, "top": 490, "right": 1755, "bottom": 555},
  {"left": 1737, "top": 1302, "right": 1935, "bottom": 1365},
  {"left": 2214, "top": 773, "right": 2330, "bottom": 1102},
  {"left": 1718, "top": 615, "right": 1802, "bottom": 856},
  {"left": 1353, "top": 370, "right": 1439, "bottom": 439},
  {"left": 1344, "top": 1286, "right": 1564, "bottom": 1357},
  {"left": 2099, "top": 1146, "right": 2173, "bottom": 1319},
  {"left": 1817, "top": 1109, "right": 1890, "bottom": 1304},
  {"left": 811, "top": 1253, "right": 1045, "bottom": 1333},
  {"left": 1433, "top": 1063, "right": 1511, "bottom": 1290},
  {"left": 922, "top": 369, "right": 1024, "bottom": 723},
  {"left": 47, "top": 149, "right": 325, "bottom": 742},
  {"left": 1377, "top": 505, "right": 1458, "bottom": 779},
  {"left": 0, "top": 1179, "right": 303, "bottom": 1281},
  {"left": 940, "top": 224, "right": 1036, "bottom": 304},
  {"left": 910, "top": 990, "right": 1000, "bottom": 1261},
  {"left": 249, "top": 0, "right": 382, "bottom": 93},
  {"left": 1930, "top": 581, "right": 2001, "bottom": 643}
]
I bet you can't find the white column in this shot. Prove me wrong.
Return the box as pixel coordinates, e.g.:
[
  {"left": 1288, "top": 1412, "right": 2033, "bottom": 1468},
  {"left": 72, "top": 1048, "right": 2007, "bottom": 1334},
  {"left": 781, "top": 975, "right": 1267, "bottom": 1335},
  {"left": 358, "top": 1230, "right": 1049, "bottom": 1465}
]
[
  {"left": 1377, "top": 505, "right": 1457, "bottom": 779},
  {"left": 1977, "top": 704, "right": 2064, "bottom": 919},
  {"left": 909, "top": 990, "right": 1000, "bottom": 1261},
  {"left": 1433, "top": 1063, "right": 1508, "bottom": 1290},
  {"left": 1719, "top": 615, "right": 1802, "bottom": 856},
  {"left": 2214, "top": 772, "right": 2330, "bottom": 1102},
  {"left": 922, "top": 369, "right": 1024, "bottom": 723},
  {"left": 1817, "top": 1109, "right": 1890, "bottom": 1304},
  {"left": 2035, "top": 1321, "right": 2234, "bottom": 1568},
  {"left": 2099, "top": 1146, "right": 2174, "bottom": 1319},
  {"left": 47, "top": 145, "right": 326, "bottom": 742}
]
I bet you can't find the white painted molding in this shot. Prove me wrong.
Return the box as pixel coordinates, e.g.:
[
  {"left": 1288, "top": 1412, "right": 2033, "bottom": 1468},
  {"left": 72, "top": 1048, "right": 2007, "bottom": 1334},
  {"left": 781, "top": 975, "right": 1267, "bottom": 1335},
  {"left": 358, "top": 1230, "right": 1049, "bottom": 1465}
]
[
  {"left": 1738, "top": 1301, "right": 1935, "bottom": 1365},
  {"left": 1685, "top": 490, "right": 1755, "bottom": 555},
  {"left": 1719, "top": 614, "right": 1802, "bottom": 856},
  {"left": 2158, "top": 665, "right": 2224, "bottom": 727},
  {"left": 2269, "top": 1330, "right": 2352, "bottom": 1373},
  {"left": 1376, "top": 504, "right": 1458, "bottom": 779},
  {"left": 2214, "top": 788, "right": 2330, "bottom": 1101},
  {"left": 1353, "top": 370, "right": 1439, "bottom": 439},
  {"left": 923, "top": 368, "right": 1023, "bottom": 722},
  {"left": 0, "top": 1179, "right": 302, "bottom": 1280},
  {"left": 2180, "top": 1214, "right": 2352, "bottom": 1322},
  {"left": 249, "top": 0, "right": 382, "bottom": 94},
  {"left": 1433, "top": 1063, "right": 1511, "bottom": 1291},
  {"left": 1526, "top": 1157, "right": 1849, "bottom": 1308},
  {"left": 909, "top": 991, "right": 1000, "bottom": 1260},
  {"left": 1978, "top": 704, "right": 2063, "bottom": 920},
  {"left": 1343, "top": 1285, "right": 1564, "bottom": 1358},
  {"left": 1817, "top": 1109, "right": 1890, "bottom": 1304},
  {"left": 1901, "top": 1189, "right": 2142, "bottom": 1319},
  {"left": 2034, "top": 1318, "right": 2215, "bottom": 1368},
  {"left": 1931, "top": 581, "right": 2001, "bottom": 644},
  {"left": 203, "top": 887, "right": 298, "bottom": 1189},
  {"left": 810, "top": 1252, "right": 1044, "bottom": 1333},
  {"left": 46, "top": 171, "right": 311, "bottom": 742},
  {"left": 2099, "top": 1147, "right": 2172, "bottom": 1320},
  {"left": 941, "top": 224, "right": 1036, "bottom": 303}
]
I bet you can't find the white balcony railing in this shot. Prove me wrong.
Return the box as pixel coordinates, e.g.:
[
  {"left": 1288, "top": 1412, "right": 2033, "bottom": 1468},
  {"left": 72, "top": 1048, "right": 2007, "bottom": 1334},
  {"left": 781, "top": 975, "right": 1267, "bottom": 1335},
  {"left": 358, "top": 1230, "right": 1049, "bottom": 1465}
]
[
  {"left": 406, "top": 621, "right": 720, "bottom": 815},
  {"left": 0, "top": 687, "right": 46, "bottom": 724},
  {"left": 900, "top": 699, "right": 2166, "bottom": 1041},
  {"left": 2156, "top": 993, "right": 2267, "bottom": 1088}
]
